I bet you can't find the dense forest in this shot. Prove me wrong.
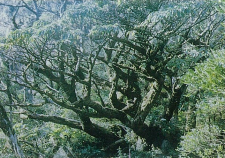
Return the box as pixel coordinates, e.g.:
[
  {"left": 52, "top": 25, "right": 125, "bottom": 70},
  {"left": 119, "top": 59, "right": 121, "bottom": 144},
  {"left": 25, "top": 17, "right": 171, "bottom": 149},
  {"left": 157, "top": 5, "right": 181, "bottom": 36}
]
[{"left": 0, "top": 0, "right": 225, "bottom": 157}]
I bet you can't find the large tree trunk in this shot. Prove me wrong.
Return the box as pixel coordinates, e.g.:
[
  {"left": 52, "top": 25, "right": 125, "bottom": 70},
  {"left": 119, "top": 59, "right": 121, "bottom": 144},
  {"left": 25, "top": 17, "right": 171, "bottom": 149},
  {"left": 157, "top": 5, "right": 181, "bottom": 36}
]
[{"left": 162, "top": 84, "right": 186, "bottom": 121}]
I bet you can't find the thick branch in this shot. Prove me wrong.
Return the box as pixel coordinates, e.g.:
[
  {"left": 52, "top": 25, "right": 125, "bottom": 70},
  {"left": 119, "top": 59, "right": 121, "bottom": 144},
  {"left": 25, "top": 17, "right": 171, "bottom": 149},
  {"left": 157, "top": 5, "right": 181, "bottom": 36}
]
[
  {"left": 111, "top": 36, "right": 146, "bottom": 55},
  {"left": 81, "top": 99, "right": 132, "bottom": 126},
  {"left": 134, "top": 81, "right": 162, "bottom": 125},
  {"left": 162, "top": 84, "right": 186, "bottom": 121},
  {"left": 28, "top": 113, "right": 83, "bottom": 130}
]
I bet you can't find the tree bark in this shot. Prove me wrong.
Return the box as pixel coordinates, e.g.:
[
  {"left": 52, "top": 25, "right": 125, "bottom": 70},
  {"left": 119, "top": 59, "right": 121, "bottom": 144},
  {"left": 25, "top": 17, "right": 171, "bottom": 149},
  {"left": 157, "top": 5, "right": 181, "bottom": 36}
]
[
  {"left": 134, "top": 81, "right": 162, "bottom": 125},
  {"left": 0, "top": 103, "right": 24, "bottom": 158},
  {"left": 162, "top": 84, "right": 186, "bottom": 121}
]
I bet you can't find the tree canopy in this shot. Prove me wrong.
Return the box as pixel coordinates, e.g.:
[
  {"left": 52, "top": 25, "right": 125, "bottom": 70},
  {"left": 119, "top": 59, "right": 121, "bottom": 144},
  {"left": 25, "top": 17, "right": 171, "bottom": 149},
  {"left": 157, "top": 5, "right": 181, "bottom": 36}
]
[{"left": 0, "top": 0, "right": 225, "bottom": 157}]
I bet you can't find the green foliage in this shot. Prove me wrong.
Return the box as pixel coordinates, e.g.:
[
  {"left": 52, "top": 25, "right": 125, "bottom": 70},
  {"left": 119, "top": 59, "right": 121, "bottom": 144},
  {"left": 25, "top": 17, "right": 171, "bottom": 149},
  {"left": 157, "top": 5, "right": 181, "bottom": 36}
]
[
  {"left": 12, "top": 120, "right": 104, "bottom": 157},
  {"left": 178, "top": 125, "right": 225, "bottom": 157},
  {"left": 182, "top": 50, "right": 225, "bottom": 95},
  {"left": 179, "top": 50, "right": 225, "bottom": 157},
  {"left": 0, "top": 0, "right": 225, "bottom": 158},
  {"left": 0, "top": 133, "right": 15, "bottom": 158}
]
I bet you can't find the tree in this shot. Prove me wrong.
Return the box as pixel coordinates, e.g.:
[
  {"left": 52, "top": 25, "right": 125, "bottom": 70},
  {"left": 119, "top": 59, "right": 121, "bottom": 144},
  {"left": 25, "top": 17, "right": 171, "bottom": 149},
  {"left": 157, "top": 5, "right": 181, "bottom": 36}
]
[
  {"left": 0, "top": 103, "right": 24, "bottom": 158},
  {"left": 0, "top": 0, "right": 76, "bottom": 31},
  {"left": 0, "top": 0, "right": 77, "bottom": 157},
  {"left": 177, "top": 2, "right": 225, "bottom": 157},
  {"left": 0, "top": 0, "right": 224, "bottom": 157},
  {"left": 179, "top": 50, "right": 225, "bottom": 157}
]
